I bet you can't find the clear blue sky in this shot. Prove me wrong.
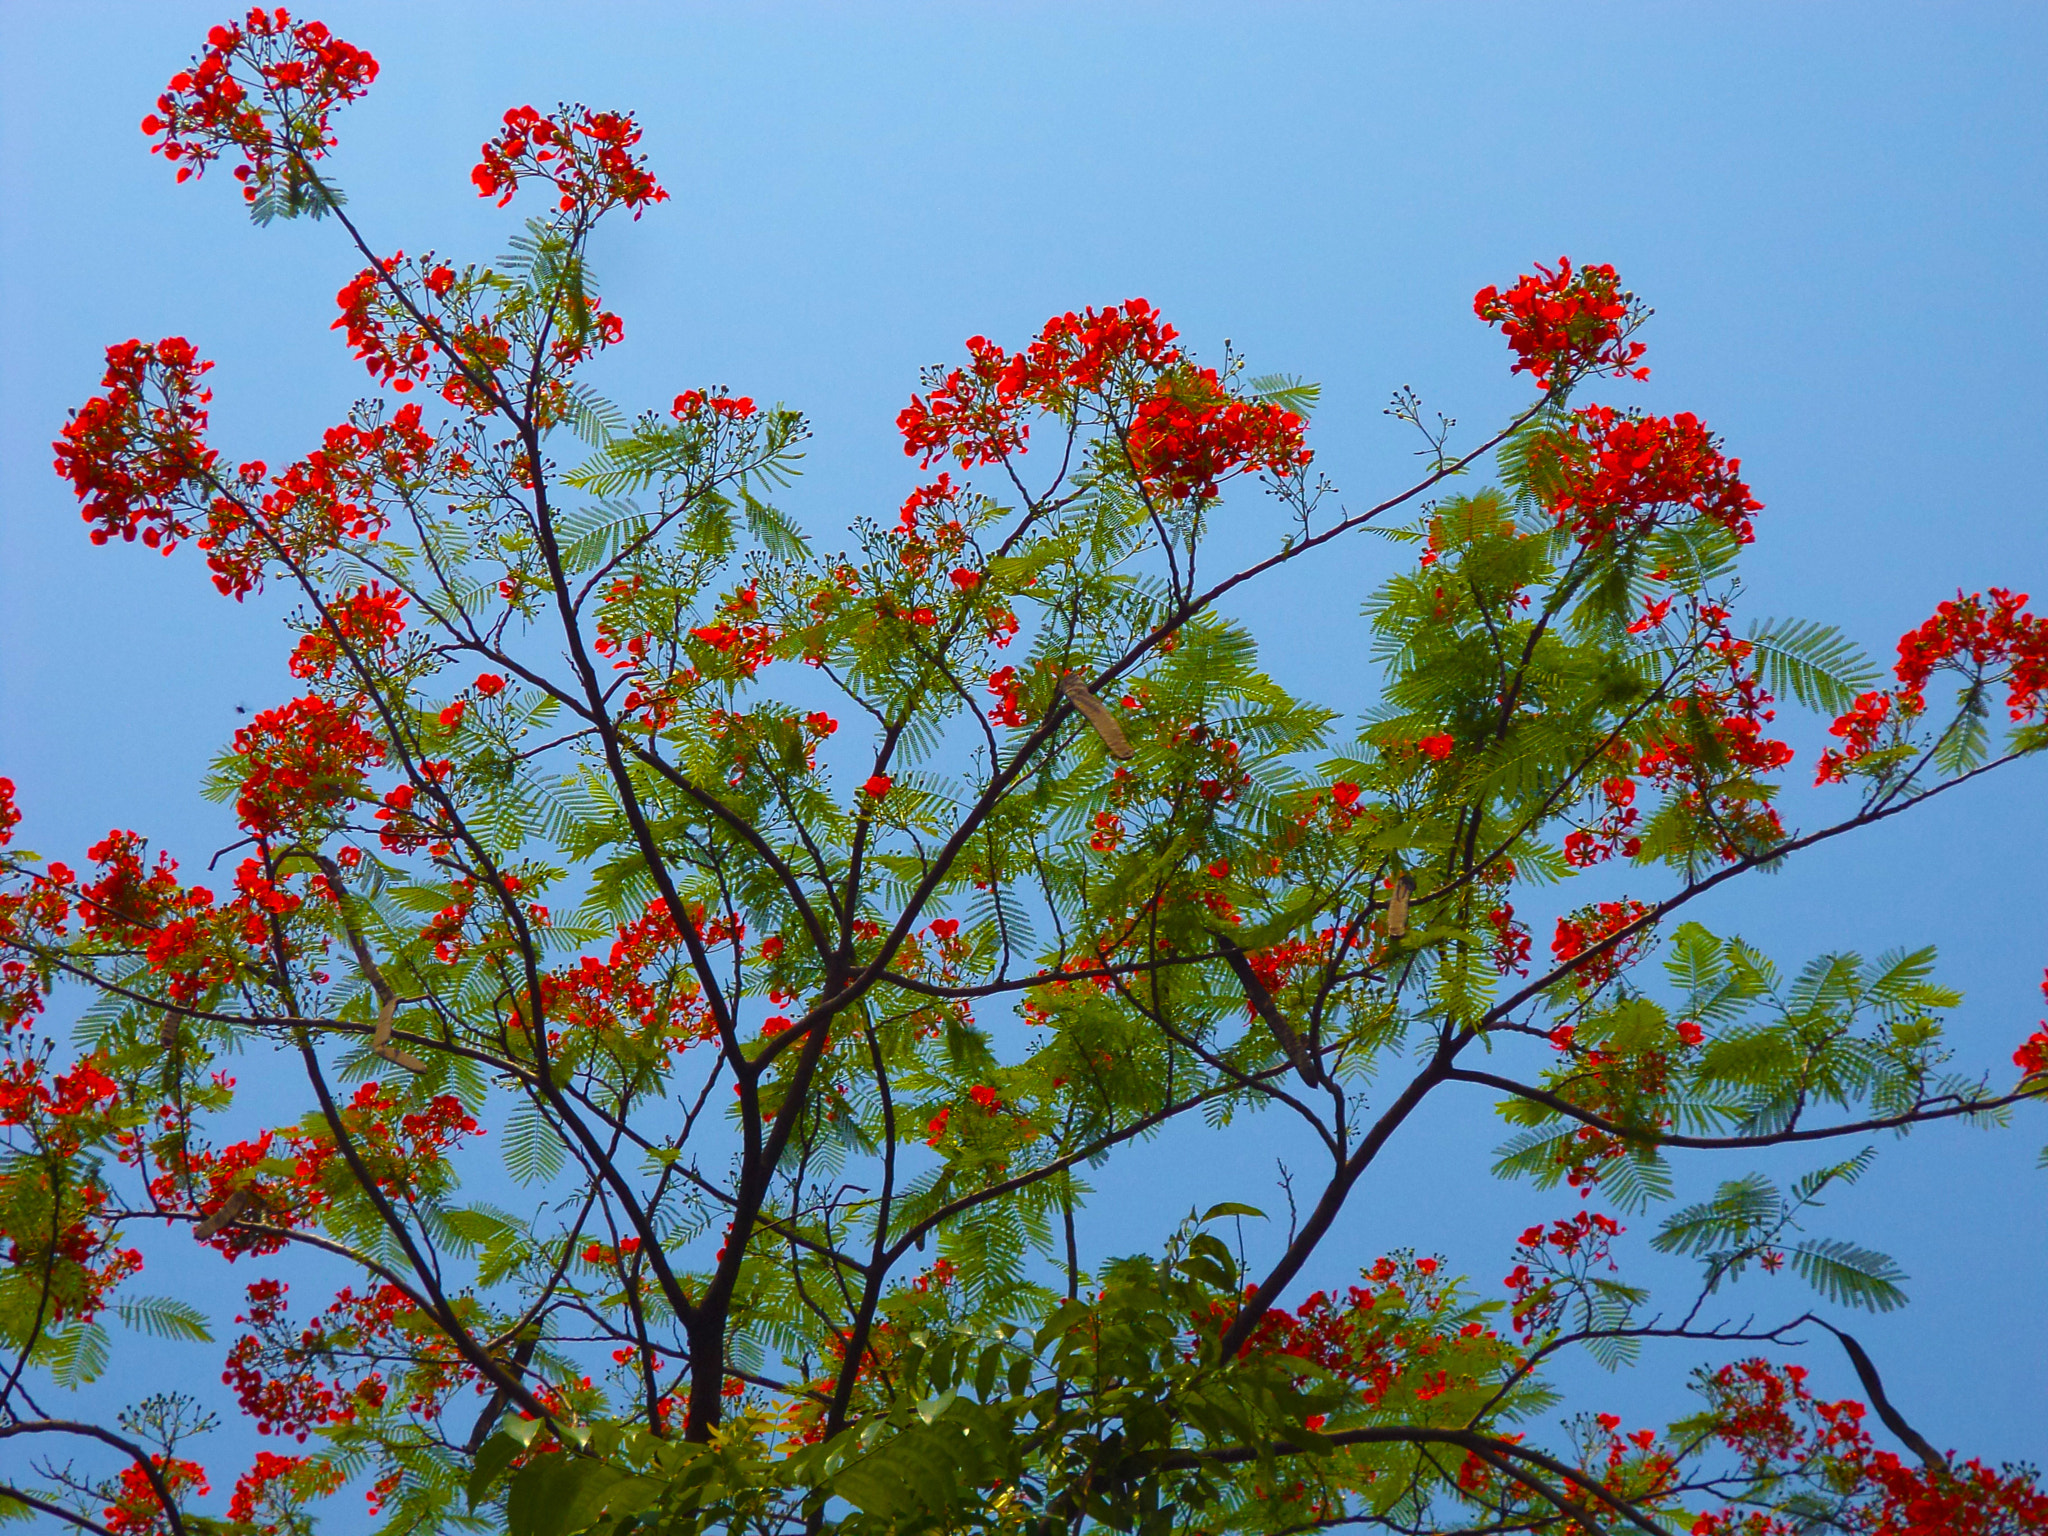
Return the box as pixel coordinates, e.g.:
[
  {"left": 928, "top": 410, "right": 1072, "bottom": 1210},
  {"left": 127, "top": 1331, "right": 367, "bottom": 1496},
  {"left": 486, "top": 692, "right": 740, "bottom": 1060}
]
[{"left": 3, "top": 0, "right": 2045, "bottom": 1477}]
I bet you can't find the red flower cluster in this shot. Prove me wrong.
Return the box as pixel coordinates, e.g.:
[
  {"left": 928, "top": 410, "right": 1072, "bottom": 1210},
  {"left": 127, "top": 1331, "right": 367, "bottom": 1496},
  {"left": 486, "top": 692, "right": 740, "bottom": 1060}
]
[
  {"left": 172, "top": 1082, "right": 478, "bottom": 1264},
  {"left": 2013, "top": 974, "right": 2048, "bottom": 1078},
  {"left": 331, "top": 258, "right": 527, "bottom": 415},
  {"left": 1542, "top": 404, "right": 1761, "bottom": 548},
  {"left": 986, "top": 665, "right": 1032, "bottom": 727},
  {"left": 222, "top": 1278, "right": 401, "bottom": 1438},
  {"left": 66, "top": 833, "right": 270, "bottom": 1003},
  {"left": 1473, "top": 257, "right": 1648, "bottom": 389},
  {"left": 471, "top": 105, "right": 668, "bottom": 217},
  {"left": 1218, "top": 1254, "right": 1502, "bottom": 1415},
  {"left": 898, "top": 335, "right": 1036, "bottom": 469},
  {"left": 1693, "top": 1358, "right": 2048, "bottom": 1536},
  {"left": 1895, "top": 587, "right": 2048, "bottom": 719},
  {"left": 0, "top": 1046, "right": 140, "bottom": 1324},
  {"left": 1486, "top": 902, "right": 1534, "bottom": 976},
  {"left": 1088, "top": 810, "right": 1123, "bottom": 853},
  {"left": 331, "top": 254, "right": 430, "bottom": 392},
  {"left": 1551, "top": 899, "right": 1655, "bottom": 990},
  {"left": 288, "top": 582, "right": 407, "bottom": 679},
  {"left": 1025, "top": 298, "right": 1183, "bottom": 400},
  {"left": 898, "top": 300, "right": 1182, "bottom": 468},
  {"left": 231, "top": 694, "right": 384, "bottom": 835},
  {"left": 1563, "top": 776, "right": 1641, "bottom": 868},
  {"left": 102, "top": 1454, "right": 210, "bottom": 1536},
  {"left": 672, "top": 389, "right": 757, "bottom": 421},
  {"left": 54, "top": 338, "right": 218, "bottom": 553},
  {"left": 1126, "top": 367, "right": 1311, "bottom": 502},
  {"left": 204, "top": 408, "right": 425, "bottom": 598},
  {"left": 1814, "top": 691, "right": 1894, "bottom": 784},
  {"left": 538, "top": 899, "right": 716, "bottom": 1049},
  {"left": 0, "top": 788, "right": 64, "bottom": 1032},
  {"left": 0, "top": 1055, "right": 119, "bottom": 1145},
  {"left": 1245, "top": 926, "right": 1346, "bottom": 1005},
  {"left": 73, "top": 832, "right": 190, "bottom": 944},
  {"left": 1501, "top": 1210, "right": 1622, "bottom": 1338},
  {"left": 1817, "top": 589, "right": 2048, "bottom": 783},
  {"left": 226, "top": 1449, "right": 343, "bottom": 1531},
  {"left": 1626, "top": 606, "right": 1795, "bottom": 859},
  {"left": 683, "top": 582, "right": 780, "bottom": 682},
  {"left": 898, "top": 298, "right": 1306, "bottom": 498},
  {"left": 141, "top": 9, "right": 377, "bottom": 205}
]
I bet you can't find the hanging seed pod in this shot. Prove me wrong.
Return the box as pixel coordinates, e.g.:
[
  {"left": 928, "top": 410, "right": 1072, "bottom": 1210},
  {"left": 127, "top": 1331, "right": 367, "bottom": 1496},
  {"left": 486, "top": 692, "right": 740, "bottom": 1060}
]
[
  {"left": 1058, "top": 671, "right": 1135, "bottom": 760},
  {"left": 1211, "top": 930, "right": 1325, "bottom": 1088},
  {"left": 1386, "top": 874, "right": 1415, "bottom": 938},
  {"left": 371, "top": 991, "right": 429, "bottom": 1074},
  {"left": 193, "top": 1186, "right": 255, "bottom": 1240}
]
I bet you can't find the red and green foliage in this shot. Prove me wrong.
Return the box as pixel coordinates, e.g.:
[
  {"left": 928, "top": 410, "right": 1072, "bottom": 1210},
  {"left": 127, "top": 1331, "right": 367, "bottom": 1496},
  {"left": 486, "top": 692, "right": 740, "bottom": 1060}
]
[{"left": 4, "top": 13, "right": 2046, "bottom": 1536}]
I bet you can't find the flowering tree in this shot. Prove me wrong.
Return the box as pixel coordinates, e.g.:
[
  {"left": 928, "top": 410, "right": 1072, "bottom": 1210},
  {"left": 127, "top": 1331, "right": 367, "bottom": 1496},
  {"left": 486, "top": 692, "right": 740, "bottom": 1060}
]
[{"left": 5, "top": 12, "right": 2048, "bottom": 1535}]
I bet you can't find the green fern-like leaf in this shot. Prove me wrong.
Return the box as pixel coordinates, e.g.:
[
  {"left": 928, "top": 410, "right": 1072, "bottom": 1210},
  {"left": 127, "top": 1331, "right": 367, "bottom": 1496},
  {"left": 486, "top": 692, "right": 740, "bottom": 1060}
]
[
  {"left": 1244, "top": 373, "right": 1322, "bottom": 416},
  {"left": 1652, "top": 1174, "right": 1779, "bottom": 1257},
  {"left": 1789, "top": 1237, "right": 1908, "bottom": 1311},
  {"left": 1745, "top": 618, "right": 1879, "bottom": 715},
  {"left": 504, "top": 1101, "right": 567, "bottom": 1184},
  {"left": 115, "top": 1295, "right": 213, "bottom": 1343}
]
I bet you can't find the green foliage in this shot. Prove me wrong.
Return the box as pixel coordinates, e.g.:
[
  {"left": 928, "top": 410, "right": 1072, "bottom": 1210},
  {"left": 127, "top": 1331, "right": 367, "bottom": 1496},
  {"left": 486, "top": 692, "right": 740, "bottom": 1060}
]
[{"left": 8, "top": 40, "right": 2047, "bottom": 1536}]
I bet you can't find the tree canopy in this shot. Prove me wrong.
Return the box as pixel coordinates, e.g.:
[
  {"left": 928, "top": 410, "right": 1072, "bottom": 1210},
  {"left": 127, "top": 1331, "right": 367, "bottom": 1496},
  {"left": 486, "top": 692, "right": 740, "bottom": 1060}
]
[{"left": 4, "top": 12, "right": 2048, "bottom": 1536}]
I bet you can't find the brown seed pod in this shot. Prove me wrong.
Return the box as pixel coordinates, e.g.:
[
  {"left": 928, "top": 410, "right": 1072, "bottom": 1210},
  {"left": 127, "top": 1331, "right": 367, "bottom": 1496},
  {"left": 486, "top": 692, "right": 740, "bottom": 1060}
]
[
  {"left": 1386, "top": 874, "right": 1416, "bottom": 938},
  {"left": 1058, "top": 671, "right": 1135, "bottom": 761},
  {"left": 193, "top": 1186, "right": 255, "bottom": 1240},
  {"left": 370, "top": 991, "right": 429, "bottom": 1074},
  {"left": 1210, "top": 929, "right": 1325, "bottom": 1089}
]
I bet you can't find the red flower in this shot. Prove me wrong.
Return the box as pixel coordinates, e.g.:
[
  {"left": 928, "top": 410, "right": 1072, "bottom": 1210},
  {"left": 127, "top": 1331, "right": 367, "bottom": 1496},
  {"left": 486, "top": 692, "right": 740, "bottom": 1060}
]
[
  {"left": 472, "top": 104, "right": 668, "bottom": 217},
  {"left": 1473, "top": 257, "right": 1648, "bottom": 389},
  {"left": 672, "top": 389, "right": 756, "bottom": 420},
  {"left": 1088, "top": 810, "right": 1123, "bottom": 852},
  {"left": 1551, "top": 899, "right": 1655, "bottom": 990},
  {"left": 103, "top": 1454, "right": 210, "bottom": 1536},
  {"left": 1895, "top": 587, "right": 2048, "bottom": 721},
  {"left": 986, "top": 666, "right": 1030, "bottom": 727},
  {"left": 287, "top": 583, "right": 407, "bottom": 680},
  {"left": 143, "top": 11, "right": 378, "bottom": 207},
  {"left": 1814, "top": 690, "right": 1895, "bottom": 783},
  {"left": 474, "top": 672, "right": 506, "bottom": 696},
  {"left": 1125, "top": 366, "right": 1311, "bottom": 502},
  {"left": 862, "top": 774, "right": 892, "bottom": 799},
  {"left": 201, "top": 408, "right": 424, "bottom": 598},
  {"left": 1538, "top": 405, "right": 1760, "bottom": 548},
  {"left": 231, "top": 696, "right": 385, "bottom": 835},
  {"left": 1817, "top": 590, "right": 2048, "bottom": 782},
  {"left": 54, "top": 338, "right": 218, "bottom": 555},
  {"left": 1417, "top": 734, "right": 1455, "bottom": 760}
]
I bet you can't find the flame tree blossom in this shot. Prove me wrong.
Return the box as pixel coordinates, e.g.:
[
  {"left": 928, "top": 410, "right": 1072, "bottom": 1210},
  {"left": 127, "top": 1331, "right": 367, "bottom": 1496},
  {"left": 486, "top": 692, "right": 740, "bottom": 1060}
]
[{"left": 4, "top": 16, "right": 2047, "bottom": 1536}]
